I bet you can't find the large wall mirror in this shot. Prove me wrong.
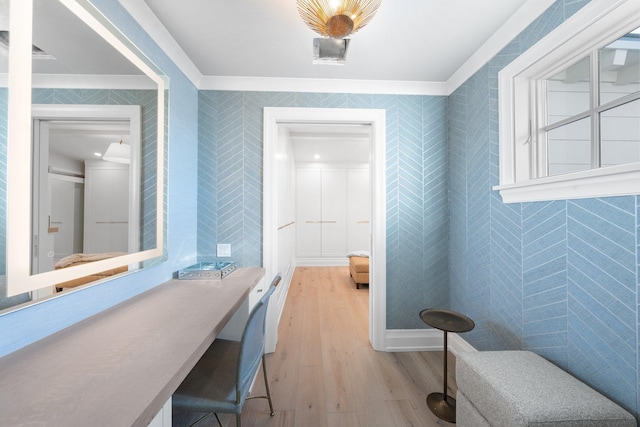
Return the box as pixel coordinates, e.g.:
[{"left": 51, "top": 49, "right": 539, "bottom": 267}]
[{"left": 2, "top": 0, "right": 166, "bottom": 303}]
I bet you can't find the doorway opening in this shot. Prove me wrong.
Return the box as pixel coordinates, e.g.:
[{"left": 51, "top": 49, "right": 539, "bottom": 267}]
[{"left": 263, "top": 107, "right": 386, "bottom": 351}]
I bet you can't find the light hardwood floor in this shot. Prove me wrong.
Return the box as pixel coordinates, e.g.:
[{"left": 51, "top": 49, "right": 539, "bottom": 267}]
[{"left": 173, "top": 266, "right": 456, "bottom": 427}]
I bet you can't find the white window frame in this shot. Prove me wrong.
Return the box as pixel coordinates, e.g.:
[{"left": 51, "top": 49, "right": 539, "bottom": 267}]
[{"left": 495, "top": 0, "right": 640, "bottom": 203}]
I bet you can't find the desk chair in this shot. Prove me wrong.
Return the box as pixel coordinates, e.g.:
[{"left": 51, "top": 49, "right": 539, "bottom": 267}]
[{"left": 173, "top": 275, "right": 281, "bottom": 427}]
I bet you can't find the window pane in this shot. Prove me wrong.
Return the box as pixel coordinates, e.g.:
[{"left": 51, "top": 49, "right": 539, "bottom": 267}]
[
  {"left": 547, "top": 117, "right": 591, "bottom": 176},
  {"left": 599, "top": 27, "right": 640, "bottom": 105},
  {"left": 546, "top": 56, "right": 590, "bottom": 126},
  {"left": 601, "top": 99, "right": 640, "bottom": 167}
]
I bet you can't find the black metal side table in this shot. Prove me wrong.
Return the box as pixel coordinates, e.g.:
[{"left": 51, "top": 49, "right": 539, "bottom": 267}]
[{"left": 419, "top": 308, "right": 474, "bottom": 423}]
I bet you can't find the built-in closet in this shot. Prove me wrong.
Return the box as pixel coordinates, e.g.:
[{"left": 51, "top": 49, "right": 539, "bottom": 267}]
[
  {"left": 295, "top": 166, "right": 370, "bottom": 265},
  {"left": 83, "top": 161, "right": 130, "bottom": 253}
]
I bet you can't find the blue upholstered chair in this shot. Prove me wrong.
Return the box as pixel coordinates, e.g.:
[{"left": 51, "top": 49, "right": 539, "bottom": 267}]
[{"left": 173, "top": 275, "right": 281, "bottom": 427}]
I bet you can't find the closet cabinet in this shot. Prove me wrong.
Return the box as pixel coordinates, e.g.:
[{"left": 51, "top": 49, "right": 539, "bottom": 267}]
[
  {"left": 296, "top": 169, "right": 346, "bottom": 259},
  {"left": 296, "top": 167, "right": 369, "bottom": 264},
  {"left": 346, "top": 169, "right": 370, "bottom": 253},
  {"left": 83, "top": 161, "right": 129, "bottom": 253}
]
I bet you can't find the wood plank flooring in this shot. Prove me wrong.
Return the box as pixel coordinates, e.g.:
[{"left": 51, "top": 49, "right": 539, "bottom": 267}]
[{"left": 173, "top": 266, "right": 456, "bottom": 427}]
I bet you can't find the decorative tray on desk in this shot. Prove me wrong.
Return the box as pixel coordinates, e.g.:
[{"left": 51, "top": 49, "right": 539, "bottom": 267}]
[{"left": 178, "top": 261, "right": 237, "bottom": 280}]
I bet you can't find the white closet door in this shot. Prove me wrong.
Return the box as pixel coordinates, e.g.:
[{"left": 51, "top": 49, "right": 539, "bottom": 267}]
[
  {"left": 84, "top": 165, "right": 129, "bottom": 253},
  {"left": 320, "top": 169, "right": 346, "bottom": 256},
  {"left": 347, "top": 168, "right": 370, "bottom": 253},
  {"left": 50, "top": 177, "right": 83, "bottom": 263},
  {"left": 296, "top": 169, "right": 322, "bottom": 257}
]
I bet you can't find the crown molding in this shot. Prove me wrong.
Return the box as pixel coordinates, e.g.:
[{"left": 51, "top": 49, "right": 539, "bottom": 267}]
[
  {"left": 31, "top": 74, "right": 157, "bottom": 89},
  {"left": 199, "top": 76, "right": 448, "bottom": 95},
  {"left": 117, "top": 0, "right": 203, "bottom": 87},
  {"left": 445, "top": 0, "right": 555, "bottom": 94}
]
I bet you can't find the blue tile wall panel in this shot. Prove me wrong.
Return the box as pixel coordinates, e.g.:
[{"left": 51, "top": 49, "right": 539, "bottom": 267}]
[
  {"left": 213, "top": 91, "right": 245, "bottom": 265},
  {"left": 449, "top": 0, "right": 639, "bottom": 419},
  {"left": 567, "top": 198, "right": 636, "bottom": 411},
  {"left": 448, "top": 89, "right": 467, "bottom": 304},
  {"left": 394, "top": 95, "right": 427, "bottom": 329},
  {"left": 374, "top": 95, "right": 401, "bottom": 322},
  {"left": 522, "top": 201, "right": 567, "bottom": 367},
  {"left": 197, "top": 91, "right": 218, "bottom": 259},
  {"left": 422, "top": 97, "right": 449, "bottom": 313},
  {"left": 198, "top": 91, "right": 450, "bottom": 329}
]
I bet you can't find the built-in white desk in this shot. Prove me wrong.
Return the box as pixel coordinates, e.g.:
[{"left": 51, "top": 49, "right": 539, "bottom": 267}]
[{"left": 0, "top": 267, "right": 265, "bottom": 426}]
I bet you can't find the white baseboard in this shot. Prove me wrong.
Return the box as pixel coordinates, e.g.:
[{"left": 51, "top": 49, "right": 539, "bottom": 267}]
[
  {"left": 384, "top": 329, "right": 477, "bottom": 356},
  {"left": 295, "top": 257, "right": 349, "bottom": 266}
]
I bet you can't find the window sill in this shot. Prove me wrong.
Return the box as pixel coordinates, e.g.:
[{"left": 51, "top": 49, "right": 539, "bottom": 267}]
[{"left": 493, "top": 163, "right": 640, "bottom": 203}]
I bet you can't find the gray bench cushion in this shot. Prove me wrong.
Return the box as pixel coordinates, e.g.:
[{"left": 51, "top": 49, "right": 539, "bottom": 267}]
[{"left": 456, "top": 351, "right": 635, "bottom": 427}]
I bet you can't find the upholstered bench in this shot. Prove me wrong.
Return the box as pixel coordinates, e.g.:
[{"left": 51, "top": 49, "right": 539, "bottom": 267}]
[
  {"left": 349, "top": 256, "right": 369, "bottom": 289},
  {"left": 456, "top": 351, "right": 635, "bottom": 427}
]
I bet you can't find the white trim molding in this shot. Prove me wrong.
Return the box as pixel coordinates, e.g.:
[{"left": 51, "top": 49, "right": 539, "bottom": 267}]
[
  {"left": 117, "top": 0, "right": 203, "bottom": 87},
  {"left": 446, "top": 0, "right": 555, "bottom": 94},
  {"left": 32, "top": 74, "right": 158, "bottom": 90},
  {"left": 495, "top": 0, "right": 640, "bottom": 204},
  {"left": 263, "top": 107, "right": 387, "bottom": 351},
  {"left": 385, "top": 329, "right": 477, "bottom": 356},
  {"left": 495, "top": 163, "right": 640, "bottom": 203},
  {"left": 295, "top": 258, "right": 349, "bottom": 267},
  {"left": 200, "top": 76, "right": 448, "bottom": 96}
]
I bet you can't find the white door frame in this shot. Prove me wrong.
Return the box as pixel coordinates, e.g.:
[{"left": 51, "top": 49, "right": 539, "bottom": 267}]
[{"left": 263, "top": 107, "right": 387, "bottom": 351}]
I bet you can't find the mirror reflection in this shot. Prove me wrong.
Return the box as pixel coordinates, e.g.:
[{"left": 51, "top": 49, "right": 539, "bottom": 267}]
[
  {"left": 1, "top": 0, "right": 165, "bottom": 307},
  {"left": 30, "top": 105, "right": 142, "bottom": 293},
  {"left": 0, "top": 0, "right": 24, "bottom": 310}
]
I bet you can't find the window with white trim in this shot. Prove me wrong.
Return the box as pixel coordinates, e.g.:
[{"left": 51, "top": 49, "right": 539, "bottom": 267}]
[{"left": 495, "top": 0, "right": 640, "bottom": 203}]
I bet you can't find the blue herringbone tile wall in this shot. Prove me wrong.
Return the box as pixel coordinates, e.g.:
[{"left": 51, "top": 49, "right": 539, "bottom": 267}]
[
  {"left": 567, "top": 197, "right": 636, "bottom": 412},
  {"left": 449, "top": 0, "right": 639, "bottom": 419},
  {"left": 197, "top": 91, "right": 218, "bottom": 259},
  {"left": 197, "top": 92, "right": 450, "bottom": 329}
]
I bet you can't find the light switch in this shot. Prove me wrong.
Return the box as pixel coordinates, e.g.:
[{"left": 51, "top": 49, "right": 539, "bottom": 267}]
[{"left": 217, "top": 243, "right": 231, "bottom": 257}]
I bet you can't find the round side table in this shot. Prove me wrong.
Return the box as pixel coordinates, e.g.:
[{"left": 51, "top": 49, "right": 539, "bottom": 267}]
[{"left": 419, "top": 308, "right": 474, "bottom": 423}]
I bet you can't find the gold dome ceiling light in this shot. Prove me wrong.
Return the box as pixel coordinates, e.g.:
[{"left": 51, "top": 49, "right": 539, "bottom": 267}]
[{"left": 297, "top": 0, "right": 382, "bottom": 39}]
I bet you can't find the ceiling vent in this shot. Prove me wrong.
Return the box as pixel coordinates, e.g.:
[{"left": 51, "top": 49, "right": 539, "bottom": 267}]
[
  {"left": 0, "top": 31, "right": 54, "bottom": 59},
  {"left": 313, "top": 38, "right": 349, "bottom": 65}
]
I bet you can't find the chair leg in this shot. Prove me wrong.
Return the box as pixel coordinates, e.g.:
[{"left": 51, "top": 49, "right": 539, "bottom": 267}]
[
  {"left": 262, "top": 354, "right": 275, "bottom": 416},
  {"left": 189, "top": 412, "right": 217, "bottom": 427},
  {"left": 235, "top": 413, "right": 241, "bottom": 427}
]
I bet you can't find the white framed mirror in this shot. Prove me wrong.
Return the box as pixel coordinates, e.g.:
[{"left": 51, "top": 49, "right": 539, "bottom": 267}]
[{"left": 5, "top": 0, "right": 165, "bottom": 297}]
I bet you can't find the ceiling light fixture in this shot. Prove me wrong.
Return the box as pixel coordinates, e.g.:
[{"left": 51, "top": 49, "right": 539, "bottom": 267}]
[
  {"left": 102, "top": 139, "right": 130, "bottom": 164},
  {"left": 297, "top": 0, "right": 382, "bottom": 38}
]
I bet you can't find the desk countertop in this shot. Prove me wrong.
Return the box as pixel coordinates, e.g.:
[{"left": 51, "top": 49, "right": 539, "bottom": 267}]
[{"left": 0, "top": 267, "right": 265, "bottom": 426}]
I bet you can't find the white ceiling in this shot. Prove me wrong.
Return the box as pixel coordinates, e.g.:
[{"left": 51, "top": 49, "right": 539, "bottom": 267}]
[
  {"left": 138, "top": 0, "right": 533, "bottom": 163},
  {"left": 48, "top": 120, "right": 131, "bottom": 166},
  {"left": 143, "top": 0, "right": 530, "bottom": 83},
  {"left": 287, "top": 123, "right": 371, "bottom": 163},
  {"left": 144, "top": 0, "right": 531, "bottom": 82}
]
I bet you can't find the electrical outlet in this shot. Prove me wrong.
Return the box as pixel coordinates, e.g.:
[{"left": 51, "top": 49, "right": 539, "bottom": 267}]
[{"left": 217, "top": 243, "right": 231, "bottom": 257}]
